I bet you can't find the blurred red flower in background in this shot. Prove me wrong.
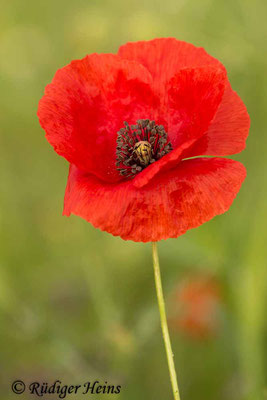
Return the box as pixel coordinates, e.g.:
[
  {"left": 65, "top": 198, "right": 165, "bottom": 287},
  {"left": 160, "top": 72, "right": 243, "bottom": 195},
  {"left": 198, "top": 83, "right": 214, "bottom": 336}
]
[
  {"left": 169, "top": 276, "right": 223, "bottom": 339},
  {"left": 38, "top": 38, "right": 250, "bottom": 242}
]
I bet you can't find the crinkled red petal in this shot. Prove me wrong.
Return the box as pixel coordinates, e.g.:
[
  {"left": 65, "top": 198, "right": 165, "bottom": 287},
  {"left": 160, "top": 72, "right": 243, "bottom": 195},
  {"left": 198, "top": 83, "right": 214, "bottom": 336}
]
[
  {"left": 37, "top": 53, "right": 157, "bottom": 183},
  {"left": 118, "top": 38, "right": 222, "bottom": 95},
  {"left": 133, "top": 138, "right": 196, "bottom": 189},
  {"left": 118, "top": 38, "right": 249, "bottom": 157},
  {"left": 63, "top": 158, "right": 246, "bottom": 242},
  {"left": 132, "top": 66, "right": 227, "bottom": 188},
  {"left": 187, "top": 81, "right": 250, "bottom": 156},
  {"left": 165, "top": 66, "right": 226, "bottom": 148}
]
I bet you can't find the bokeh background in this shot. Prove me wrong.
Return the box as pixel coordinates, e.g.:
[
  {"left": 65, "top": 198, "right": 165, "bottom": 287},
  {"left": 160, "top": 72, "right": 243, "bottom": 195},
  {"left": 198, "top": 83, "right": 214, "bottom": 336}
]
[{"left": 0, "top": 0, "right": 266, "bottom": 399}]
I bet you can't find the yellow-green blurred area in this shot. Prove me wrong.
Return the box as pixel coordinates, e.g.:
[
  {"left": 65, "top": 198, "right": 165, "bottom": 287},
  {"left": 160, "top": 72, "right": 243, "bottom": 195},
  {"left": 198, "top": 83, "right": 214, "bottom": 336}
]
[{"left": 0, "top": 0, "right": 266, "bottom": 399}]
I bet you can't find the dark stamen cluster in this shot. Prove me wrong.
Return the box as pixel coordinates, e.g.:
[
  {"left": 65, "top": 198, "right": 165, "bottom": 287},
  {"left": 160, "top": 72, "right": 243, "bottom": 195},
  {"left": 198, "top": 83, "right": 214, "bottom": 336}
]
[{"left": 116, "top": 119, "right": 173, "bottom": 178}]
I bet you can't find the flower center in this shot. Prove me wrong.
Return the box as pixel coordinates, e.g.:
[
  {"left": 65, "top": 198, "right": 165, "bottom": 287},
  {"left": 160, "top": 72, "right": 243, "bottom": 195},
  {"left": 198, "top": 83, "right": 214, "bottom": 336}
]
[{"left": 116, "top": 119, "right": 173, "bottom": 178}]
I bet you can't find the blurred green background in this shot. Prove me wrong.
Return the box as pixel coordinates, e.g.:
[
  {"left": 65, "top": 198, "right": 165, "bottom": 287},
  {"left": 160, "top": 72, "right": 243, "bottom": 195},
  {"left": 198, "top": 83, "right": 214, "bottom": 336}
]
[{"left": 0, "top": 0, "right": 266, "bottom": 399}]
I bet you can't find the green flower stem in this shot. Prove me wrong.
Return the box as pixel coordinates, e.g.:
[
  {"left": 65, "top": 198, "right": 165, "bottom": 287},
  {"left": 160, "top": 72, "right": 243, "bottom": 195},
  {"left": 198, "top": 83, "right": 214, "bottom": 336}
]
[{"left": 152, "top": 242, "right": 181, "bottom": 400}]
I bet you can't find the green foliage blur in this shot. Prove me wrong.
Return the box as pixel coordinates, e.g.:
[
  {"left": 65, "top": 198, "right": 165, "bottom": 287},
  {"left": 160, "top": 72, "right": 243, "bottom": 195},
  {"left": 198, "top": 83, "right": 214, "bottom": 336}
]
[{"left": 0, "top": 0, "right": 266, "bottom": 399}]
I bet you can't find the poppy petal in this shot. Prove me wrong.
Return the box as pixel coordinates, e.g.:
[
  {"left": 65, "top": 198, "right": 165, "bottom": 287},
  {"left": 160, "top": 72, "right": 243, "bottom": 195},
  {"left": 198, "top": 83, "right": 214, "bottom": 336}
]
[
  {"left": 187, "top": 81, "right": 250, "bottom": 156},
  {"left": 133, "top": 138, "right": 196, "bottom": 189},
  {"left": 132, "top": 66, "right": 227, "bottom": 188},
  {"left": 37, "top": 53, "right": 157, "bottom": 183},
  {"left": 118, "top": 38, "right": 222, "bottom": 94},
  {"left": 63, "top": 158, "right": 246, "bottom": 242},
  {"left": 118, "top": 38, "right": 249, "bottom": 157},
  {"left": 166, "top": 66, "right": 227, "bottom": 148}
]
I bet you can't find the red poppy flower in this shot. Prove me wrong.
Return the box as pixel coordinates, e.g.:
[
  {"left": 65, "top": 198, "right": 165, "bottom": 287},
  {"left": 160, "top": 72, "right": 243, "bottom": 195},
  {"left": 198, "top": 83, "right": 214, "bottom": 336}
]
[
  {"left": 169, "top": 276, "right": 222, "bottom": 339},
  {"left": 38, "top": 38, "right": 249, "bottom": 242}
]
